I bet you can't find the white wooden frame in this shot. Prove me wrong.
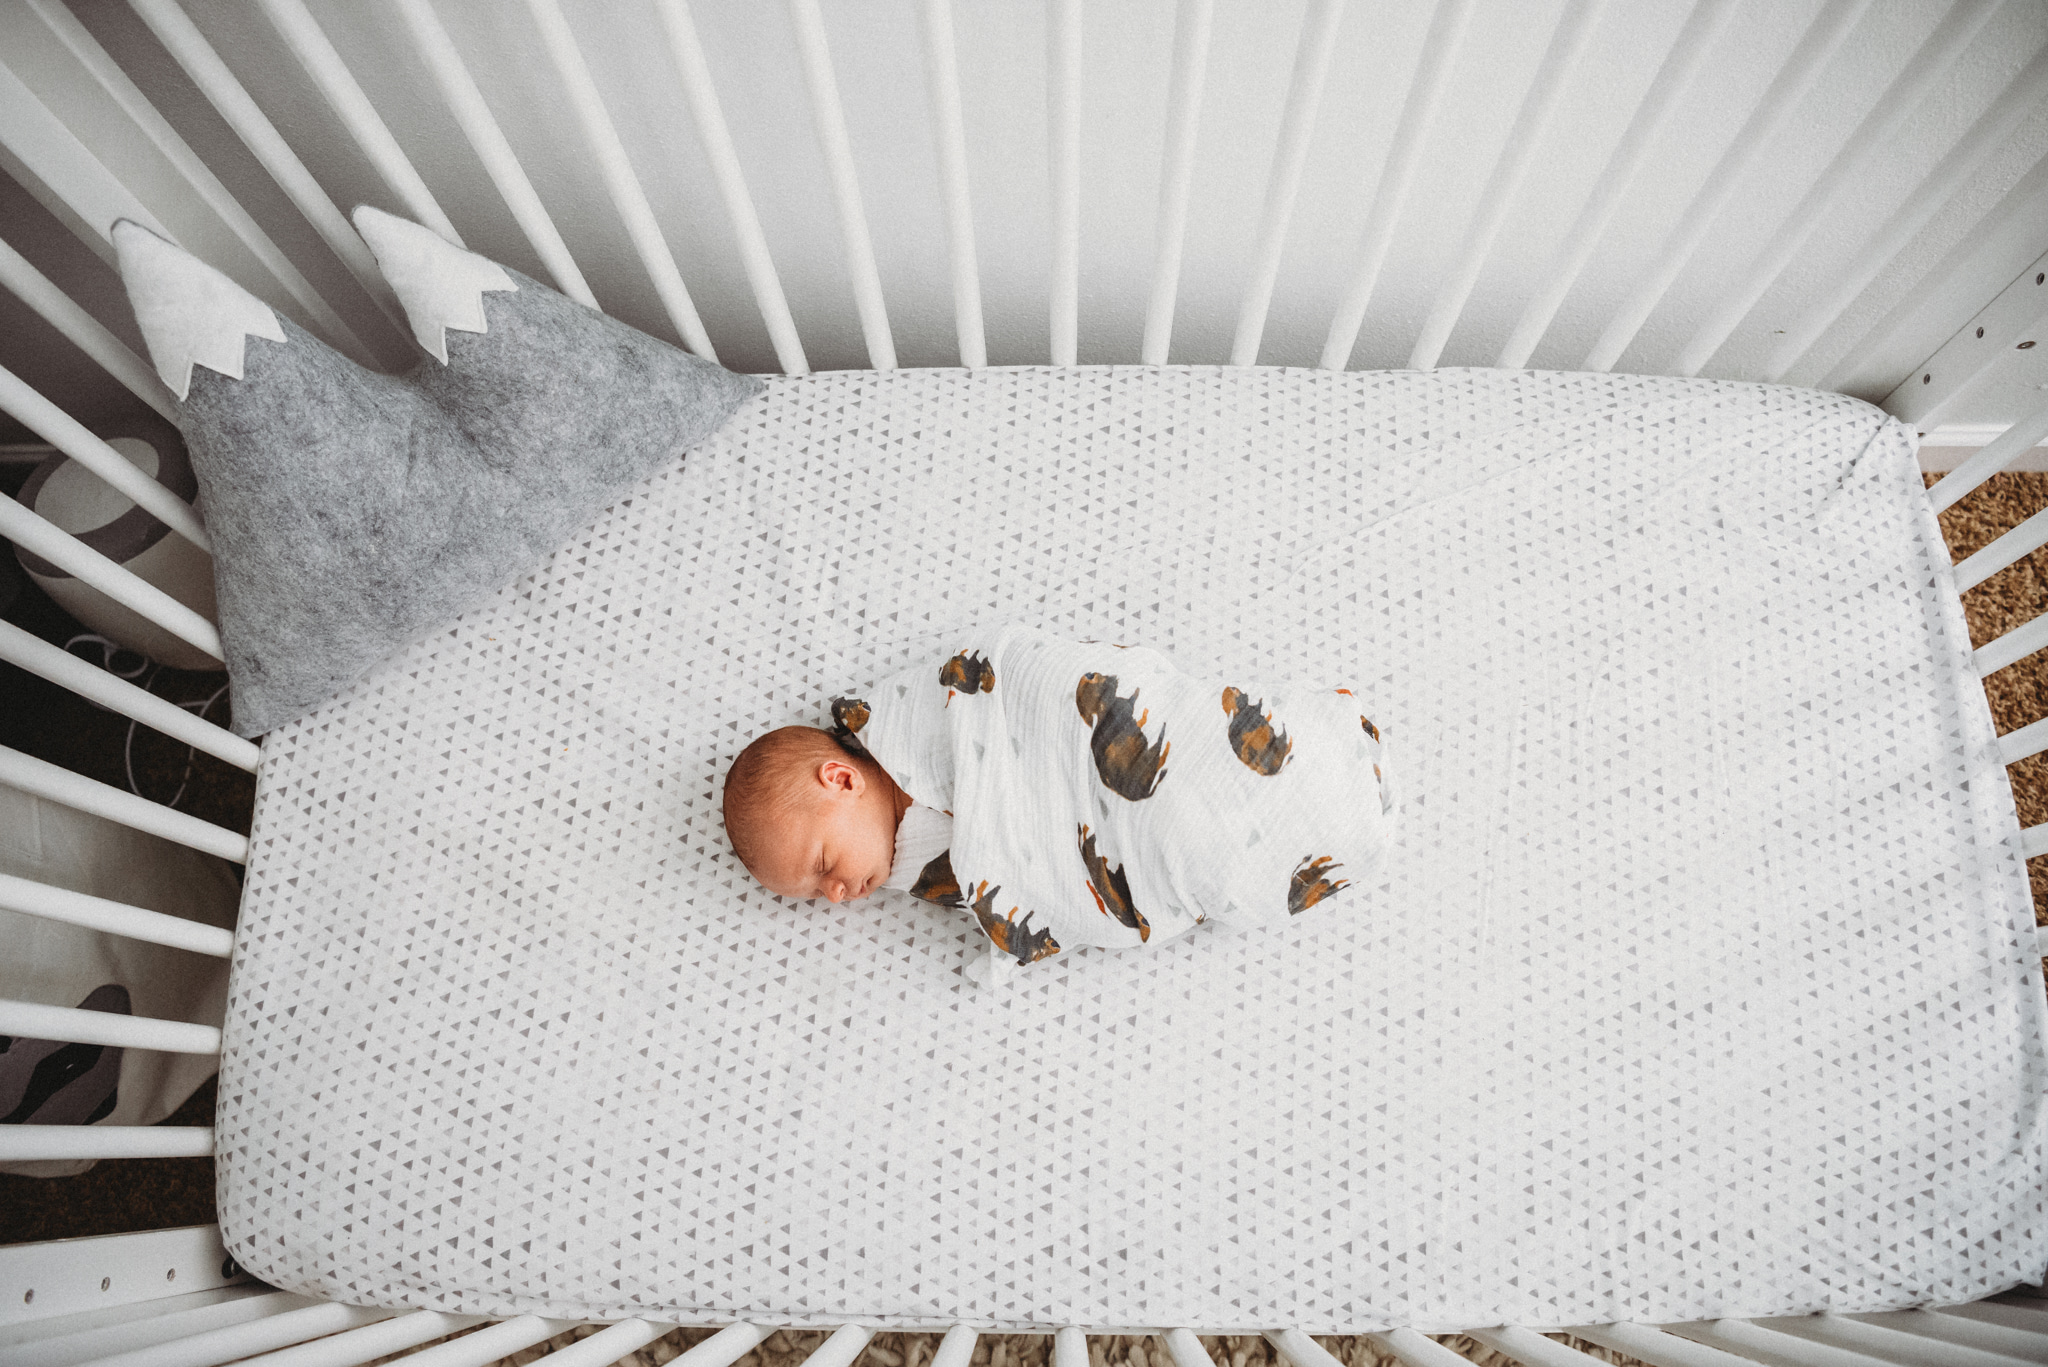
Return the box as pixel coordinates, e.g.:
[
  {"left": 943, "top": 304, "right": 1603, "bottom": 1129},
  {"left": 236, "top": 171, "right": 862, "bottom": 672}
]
[{"left": 2, "top": 2, "right": 2046, "bottom": 1363}]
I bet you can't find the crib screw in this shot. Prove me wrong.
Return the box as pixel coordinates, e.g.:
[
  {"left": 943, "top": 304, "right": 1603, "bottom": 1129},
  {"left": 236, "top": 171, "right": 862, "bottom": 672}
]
[
  {"left": 166, "top": 1267, "right": 177, "bottom": 1281},
  {"left": 2021, "top": 341, "right": 2037, "bottom": 350},
  {"left": 99, "top": 1277, "right": 109, "bottom": 1291},
  {"left": 21, "top": 1289, "right": 30, "bottom": 1305}
]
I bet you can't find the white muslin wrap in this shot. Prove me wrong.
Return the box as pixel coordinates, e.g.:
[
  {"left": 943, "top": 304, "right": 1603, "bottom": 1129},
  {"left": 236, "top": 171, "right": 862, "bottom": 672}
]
[{"left": 839, "top": 623, "right": 1396, "bottom": 968}]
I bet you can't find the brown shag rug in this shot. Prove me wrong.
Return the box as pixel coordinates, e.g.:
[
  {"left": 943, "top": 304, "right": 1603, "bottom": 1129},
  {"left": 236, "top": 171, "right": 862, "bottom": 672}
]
[
  {"left": 364, "top": 1328, "right": 1654, "bottom": 1367},
  {"left": 8, "top": 471, "right": 2048, "bottom": 1365}
]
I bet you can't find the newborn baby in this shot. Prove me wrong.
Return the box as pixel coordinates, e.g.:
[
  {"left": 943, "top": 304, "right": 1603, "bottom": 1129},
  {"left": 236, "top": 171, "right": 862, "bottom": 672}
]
[
  {"left": 720, "top": 721, "right": 930, "bottom": 908},
  {"left": 722, "top": 625, "right": 1395, "bottom": 986}
]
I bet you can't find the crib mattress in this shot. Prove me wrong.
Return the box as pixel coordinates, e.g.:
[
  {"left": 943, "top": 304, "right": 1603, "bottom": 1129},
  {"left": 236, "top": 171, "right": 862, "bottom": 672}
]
[{"left": 216, "top": 366, "right": 2048, "bottom": 1333}]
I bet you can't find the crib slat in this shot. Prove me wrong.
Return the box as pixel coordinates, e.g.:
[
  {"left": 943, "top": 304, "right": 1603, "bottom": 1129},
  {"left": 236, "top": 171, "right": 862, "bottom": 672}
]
[
  {"left": 1464, "top": 1326, "right": 1621, "bottom": 1367},
  {"left": 1163, "top": 1328, "right": 1217, "bottom": 1367},
  {"left": 1269, "top": 1328, "right": 1347, "bottom": 1367},
  {"left": 1673, "top": 0, "right": 2001, "bottom": 378},
  {"left": 1976, "top": 612, "right": 2048, "bottom": 679},
  {"left": 393, "top": 1315, "right": 584, "bottom": 1367},
  {"left": 1889, "top": 256, "right": 2048, "bottom": 431},
  {"left": 1055, "top": 1326, "right": 1090, "bottom": 1367},
  {"left": 0, "top": 234, "right": 179, "bottom": 422},
  {"left": 389, "top": 0, "right": 597, "bottom": 307},
  {"left": 123, "top": 0, "right": 411, "bottom": 345},
  {"left": 1765, "top": 43, "right": 2048, "bottom": 383},
  {"left": 1496, "top": 0, "right": 1739, "bottom": 369},
  {"left": 0, "top": 745, "right": 249, "bottom": 863},
  {"left": 653, "top": 0, "right": 807, "bottom": 376},
  {"left": 0, "top": 364, "right": 209, "bottom": 553},
  {"left": 2001, "top": 717, "right": 2048, "bottom": 768},
  {"left": 1407, "top": 0, "right": 1608, "bottom": 371},
  {"left": 1858, "top": 1306, "right": 2048, "bottom": 1362},
  {"left": 1927, "top": 404, "right": 2048, "bottom": 514},
  {"left": 1318, "top": 0, "right": 1474, "bottom": 371},
  {"left": 1049, "top": 0, "right": 1082, "bottom": 366},
  {"left": 0, "top": 495, "right": 220, "bottom": 660},
  {"left": 1141, "top": 0, "right": 1214, "bottom": 366},
  {"left": 0, "top": 50, "right": 165, "bottom": 267},
  {"left": 0, "top": 621, "right": 255, "bottom": 772},
  {"left": 1361, "top": 1326, "right": 1488, "bottom": 1367},
  {"left": 1568, "top": 1321, "right": 1786, "bottom": 1367},
  {"left": 919, "top": 0, "right": 987, "bottom": 368},
  {"left": 1957, "top": 411, "right": 2048, "bottom": 684},
  {"left": 797, "top": 1324, "right": 876, "bottom": 1367},
  {"left": 525, "top": 0, "right": 716, "bottom": 359},
  {"left": 787, "top": 0, "right": 897, "bottom": 370},
  {"left": 2021, "top": 823, "right": 2048, "bottom": 862},
  {"left": 1937, "top": 1305, "right": 2048, "bottom": 1336},
  {"left": 931, "top": 1325, "right": 981, "bottom": 1367},
  {"left": 1762, "top": 1310, "right": 2047, "bottom": 1367},
  {"left": 3, "top": 1290, "right": 308, "bottom": 1364},
  {"left": 0, "top": 998, "right": 220, "bottom": 1054},
  {"left": 520, "top": 1320, "right": 674, "bottom": 1367},
  {"left": 0, "top": 1123, "right": 215, "bottom": 1161},
  {"left": 1953, "top": 505, "right": 2048, "bottom": 593},
  {"left": 229, "top": 1310, "right": 491, "bottom": 1367},
  {"left": 1669, "top": 1317, "right": 1914, "bottom": 1367},
  {"left": 0, "top": 872, "right": 235, "bottom": 957},
  {"left": 1229, "top": 0, "right": 1346, "bottom": 366},
  {"left": 15, "top": 0, "right": 377, "bottom": 362},
  {"left": 673, "top": 1322, "right": 774, "bottom": 1367},
  {"left": 1580, "top": 0, "right": 1874, "bottom": 372},
  {"left": 70, "top": 1301, "right": 397, "bottom": 1367},
  {"left": 253, "top": 0, "right": 463, "bottom": 246},
  {"left": 1821, "top": 180, "right": 2048, "bottom": 398}
]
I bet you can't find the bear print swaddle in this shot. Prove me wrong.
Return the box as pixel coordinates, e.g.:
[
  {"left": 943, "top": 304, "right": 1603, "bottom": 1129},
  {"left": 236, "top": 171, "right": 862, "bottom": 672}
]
[{"left": 838, "top": 624, "right": 1396, "bottom": 966}]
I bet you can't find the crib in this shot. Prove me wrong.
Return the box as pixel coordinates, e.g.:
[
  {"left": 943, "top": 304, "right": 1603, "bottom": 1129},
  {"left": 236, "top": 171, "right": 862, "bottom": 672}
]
[{"left": 5, "top": 1, "right": 2048, "bottom": 1364}]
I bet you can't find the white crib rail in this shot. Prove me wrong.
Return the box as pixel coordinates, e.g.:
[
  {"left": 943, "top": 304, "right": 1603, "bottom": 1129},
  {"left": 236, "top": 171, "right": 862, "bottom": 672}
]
[
  {"left": 787, "top": 0, "right": 896, "bottom": 372},
  {"left": 0, "top": 496, "right": 220, "bottom": 660},
  {"left": 122, "top": 0, "right": 410, "bottom": 341},
  {"left": 7, "top": 0, "right": 2041, "bottom": 382},
  {"left": 357, "top": 1316, "right": 569, "bottom": 1367},
  {"left": 0, "top": 244, "right": 249, "bottom": 1165},
  {"left": 918, "top": 0, "right": 986, "bottom": 370},
  {"left": 8, "top": 1285, "right": 2048, "bottom": 1367},
  {"left": 252, "top": 0, "right": 463, "bottom": 248},
  {"left": 386, "top": 0, "right": 596, "bottom": 305},
  {"left": 526, "top": 0, "right": 716, "bottom": 362},
  {"left": 0, "top": 621, "right": 256, "bottom": 770},
  {"left": 1227, "top": 0, "right": 1345, "bottom": 369},
  {"left": 4, "top": 0, "right": 2048, "bottom": 1360}
]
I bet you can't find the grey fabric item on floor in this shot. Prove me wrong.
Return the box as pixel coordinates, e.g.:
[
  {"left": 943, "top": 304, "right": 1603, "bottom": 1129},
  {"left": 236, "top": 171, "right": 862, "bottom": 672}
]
[{"left": 114, "top": 219, "right": 763, "bottom": 738}]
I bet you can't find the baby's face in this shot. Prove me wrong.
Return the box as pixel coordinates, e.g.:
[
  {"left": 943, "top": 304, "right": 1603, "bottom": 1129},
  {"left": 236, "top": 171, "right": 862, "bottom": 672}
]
[{"left": 751, "top": 755, "right": 896, "bottom": 904}]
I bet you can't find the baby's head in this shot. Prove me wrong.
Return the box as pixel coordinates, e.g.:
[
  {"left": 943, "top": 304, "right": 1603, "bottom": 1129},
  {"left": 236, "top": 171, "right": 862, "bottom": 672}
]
[{"left": 722, "top": 725, "right": 902, "bottom": 903}]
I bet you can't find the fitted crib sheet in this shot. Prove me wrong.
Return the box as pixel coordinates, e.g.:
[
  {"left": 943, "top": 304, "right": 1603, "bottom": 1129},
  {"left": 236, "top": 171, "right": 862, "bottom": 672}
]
[{"left": 216, "top": 366, "right": 2048, "bottom": 1333}]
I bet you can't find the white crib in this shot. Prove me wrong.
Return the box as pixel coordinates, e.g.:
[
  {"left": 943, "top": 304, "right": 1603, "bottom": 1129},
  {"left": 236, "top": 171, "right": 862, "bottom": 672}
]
[{"left": 3, "top": 1, "right": 2048, "bottom": 1364}]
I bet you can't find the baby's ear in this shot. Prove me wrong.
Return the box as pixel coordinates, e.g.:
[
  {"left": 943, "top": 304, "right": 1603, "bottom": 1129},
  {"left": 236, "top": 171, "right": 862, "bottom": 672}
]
[{"left": 818, "top": 755, "right": 858, "bottom": 791}]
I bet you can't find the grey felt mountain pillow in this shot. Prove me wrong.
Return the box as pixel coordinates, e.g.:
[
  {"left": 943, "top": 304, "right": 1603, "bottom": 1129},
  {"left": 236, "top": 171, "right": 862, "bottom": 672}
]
[{"left": 112, "top": 209, "right": 764, "bottom": 738}]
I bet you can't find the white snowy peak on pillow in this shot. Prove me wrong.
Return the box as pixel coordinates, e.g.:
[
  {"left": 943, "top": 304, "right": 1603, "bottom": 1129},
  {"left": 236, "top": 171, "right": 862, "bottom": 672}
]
[
  {"left": 352, "top": 205, "right": 517, "bottom": 364},
  {"left": 112, "top": 219, "right": 285, "bottom": 401}
]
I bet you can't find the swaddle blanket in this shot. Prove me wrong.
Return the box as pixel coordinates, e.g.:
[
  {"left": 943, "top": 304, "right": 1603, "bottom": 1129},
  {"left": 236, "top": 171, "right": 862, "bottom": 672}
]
[{"left": 837, "top": 625, "right": 1396, "bottom": 964}]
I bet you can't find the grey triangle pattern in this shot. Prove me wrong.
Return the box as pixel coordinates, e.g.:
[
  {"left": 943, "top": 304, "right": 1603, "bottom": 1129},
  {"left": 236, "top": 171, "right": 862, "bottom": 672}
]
[{"left": 213, "top": 366, "right": 2048, "bottom": 1332}]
